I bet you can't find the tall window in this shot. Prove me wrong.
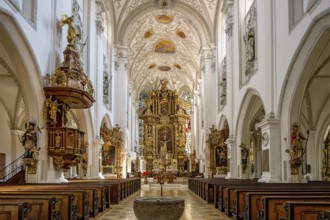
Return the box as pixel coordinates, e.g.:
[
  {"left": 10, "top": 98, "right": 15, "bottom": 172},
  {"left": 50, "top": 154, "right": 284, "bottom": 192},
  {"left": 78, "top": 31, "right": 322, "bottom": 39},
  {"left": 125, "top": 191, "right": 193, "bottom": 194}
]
[
  {"left": 180, "top": 89, "right": 192, "bottom": 155},
  {"left": 289, "top": 0, "right": 304, "bottom": 29},
  {"left": 22, "top": 0, "right": 36, "bottom": 24},
  {"left": 138, "top": 91, "right": 149, "bottom": 147},
  {"left": 5, "top": 0, "right": 37, "bottom": 27}
]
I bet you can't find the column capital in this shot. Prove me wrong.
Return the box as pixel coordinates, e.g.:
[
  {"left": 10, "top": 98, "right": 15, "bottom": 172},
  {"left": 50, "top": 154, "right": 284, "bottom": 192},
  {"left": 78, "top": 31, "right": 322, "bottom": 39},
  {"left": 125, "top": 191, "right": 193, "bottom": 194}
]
[
  {"left": 114, "top": 45, "right": 128, "bottom": 71},
  {"left": 94, "top": 136, "right": 104, "bottom": 145},
  {"left": 221, "top": 0, "right": 234, "bottom": 14},
  {"left": 114, "top": 45, "right": 129, "bottom": 60},
  {"left": 256, "top": 113, "right": 279, "bottom": 130},
  {"left": 225, "top": 14, "right": 234, "bottom": 38},
  {"left": 96, "top": 13, "right": 105, "bottom": 37},
  {"left": 201, "top": 47, "right": 215, "bottom": 62}
]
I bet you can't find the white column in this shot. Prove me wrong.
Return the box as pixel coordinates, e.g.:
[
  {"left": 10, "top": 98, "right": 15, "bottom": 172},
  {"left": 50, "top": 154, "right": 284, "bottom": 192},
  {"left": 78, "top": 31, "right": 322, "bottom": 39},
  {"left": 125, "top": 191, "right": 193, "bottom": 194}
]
[
  {"left": 194, "top": 89, "right": 200, "bottom": 160},
  {"left": 225, "top": 138, "right": 237, "bottom": 179},
  {"left": 114, "top": 45, "right": 128, "bottom": 133},
  {"left": 306, "top": 130, "right": 316, "bottom": 180},
  {"left": 257, "top": 113, "right": 281, "bottom": 183},
  {"left": 114, "top": 46, "right": 128, "bottom": 175},
  {"left": 202, "top": 47, "right": 216, "bottom": 178},
  {"left": 93, "top": 136, "right": 104, "bottom": 179}
]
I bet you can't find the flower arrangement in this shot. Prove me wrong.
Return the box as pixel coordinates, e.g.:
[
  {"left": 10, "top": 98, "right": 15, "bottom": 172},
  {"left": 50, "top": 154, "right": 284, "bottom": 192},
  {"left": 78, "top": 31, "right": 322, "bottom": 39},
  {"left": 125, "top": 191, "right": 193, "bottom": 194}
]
[
  {"left": 142, "top": 171, "right": 152, "bottom": 184},
  {"left": 142, "top": 171, "right": 152, "bottom": 177}
]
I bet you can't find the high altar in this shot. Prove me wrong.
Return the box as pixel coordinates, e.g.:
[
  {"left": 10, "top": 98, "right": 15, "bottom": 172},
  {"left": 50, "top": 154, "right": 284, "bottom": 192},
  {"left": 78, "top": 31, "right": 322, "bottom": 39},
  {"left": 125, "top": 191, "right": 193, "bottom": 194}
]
[{"left": 139, "top": 79, "right": 190, "bottom": 176}]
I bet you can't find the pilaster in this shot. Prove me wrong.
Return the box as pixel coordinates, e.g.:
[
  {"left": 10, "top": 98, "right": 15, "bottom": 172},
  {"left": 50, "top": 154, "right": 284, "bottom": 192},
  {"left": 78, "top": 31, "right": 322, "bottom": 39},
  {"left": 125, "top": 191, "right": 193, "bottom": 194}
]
[
  {"left": 93, "top": 136, "right": 105, "bottom": 179},
  {"left": 202, "top": 47, "right": 216, "bottom": 178},
  {"left": 256, "top": 113, "right": 281, "bottom": 183},
  {"left": 114, "top": 45, "right": 128, "bottom": 138},
  {"left": 225, "top": 138, "right": 237, "bottom": 179}
]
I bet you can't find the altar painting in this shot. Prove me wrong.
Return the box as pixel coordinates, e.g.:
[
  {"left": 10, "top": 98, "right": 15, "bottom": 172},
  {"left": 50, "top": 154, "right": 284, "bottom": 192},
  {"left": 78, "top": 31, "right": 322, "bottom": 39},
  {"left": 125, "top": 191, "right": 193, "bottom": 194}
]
[{"left": 158, "top": 126, "right": 172, "bottom": 154}]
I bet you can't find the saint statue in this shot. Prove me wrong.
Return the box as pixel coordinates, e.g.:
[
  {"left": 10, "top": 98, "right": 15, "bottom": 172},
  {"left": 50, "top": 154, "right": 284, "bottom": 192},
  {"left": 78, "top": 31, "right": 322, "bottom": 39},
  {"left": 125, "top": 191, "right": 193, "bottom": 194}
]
[
  {"left": 290, "top": 123, "right": 307, "bottom": 161},
  {"left": 21, "top": 122, "right": 40, "bottom": 159}
]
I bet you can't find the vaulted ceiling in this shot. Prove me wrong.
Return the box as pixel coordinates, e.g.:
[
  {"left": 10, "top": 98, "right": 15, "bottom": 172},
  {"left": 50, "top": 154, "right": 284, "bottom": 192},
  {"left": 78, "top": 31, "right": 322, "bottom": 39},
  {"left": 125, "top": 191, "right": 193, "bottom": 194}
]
[{"left": 104, "top": 0, "right": 222, "bottom": 97}]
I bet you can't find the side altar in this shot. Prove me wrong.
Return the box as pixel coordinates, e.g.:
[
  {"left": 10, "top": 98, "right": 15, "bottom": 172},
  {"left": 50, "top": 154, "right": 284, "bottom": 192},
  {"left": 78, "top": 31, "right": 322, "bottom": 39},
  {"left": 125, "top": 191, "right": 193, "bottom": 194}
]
[{"left": 139, "top": 79, "right": 190, "bottom": 176}]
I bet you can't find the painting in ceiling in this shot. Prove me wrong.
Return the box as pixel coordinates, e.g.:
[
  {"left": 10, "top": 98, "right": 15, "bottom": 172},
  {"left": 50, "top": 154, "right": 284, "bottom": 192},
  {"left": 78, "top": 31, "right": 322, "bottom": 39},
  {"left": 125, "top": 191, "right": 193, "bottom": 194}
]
[
  {"left": 144, "top": 30, "right": 154, "bottom": 38},
  {"left": 155, "top": 14, "right": 173, "bottom": 24},
  {"left": 155, "top": 40, "right": 176, "bottom": 54},
  {"left": 159, "top": 66, "right": 171, "bottom": 71}
]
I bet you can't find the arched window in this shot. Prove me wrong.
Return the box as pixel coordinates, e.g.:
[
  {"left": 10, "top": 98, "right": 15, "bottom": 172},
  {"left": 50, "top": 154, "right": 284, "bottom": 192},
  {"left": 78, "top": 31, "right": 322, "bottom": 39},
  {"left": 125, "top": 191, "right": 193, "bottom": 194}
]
[{"left": 138, "top": 91, "right": 149, "bottom": 145}]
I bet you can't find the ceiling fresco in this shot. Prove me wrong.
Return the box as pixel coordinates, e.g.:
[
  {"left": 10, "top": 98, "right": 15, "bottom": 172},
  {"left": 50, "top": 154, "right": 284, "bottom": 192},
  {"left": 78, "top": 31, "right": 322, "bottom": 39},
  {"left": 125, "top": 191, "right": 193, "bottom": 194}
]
[{"left": 105, "top": 0, "right": 221, "bottom": 96}]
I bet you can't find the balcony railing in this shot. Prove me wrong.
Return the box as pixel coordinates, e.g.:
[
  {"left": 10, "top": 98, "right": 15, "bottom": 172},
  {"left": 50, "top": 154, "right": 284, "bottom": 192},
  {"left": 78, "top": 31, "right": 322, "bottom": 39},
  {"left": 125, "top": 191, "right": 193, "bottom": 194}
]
[{"left": 0, "top": 154, "right": 25, "bottom": 183}]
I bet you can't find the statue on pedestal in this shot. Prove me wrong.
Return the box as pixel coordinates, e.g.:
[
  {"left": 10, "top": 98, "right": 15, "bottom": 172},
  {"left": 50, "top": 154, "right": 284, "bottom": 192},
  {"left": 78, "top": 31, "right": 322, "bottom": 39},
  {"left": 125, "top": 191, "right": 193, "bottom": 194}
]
[
  {"left": 19, "top": 122, "right": 41, "bottom": 174},
  {"left": 21, "top": 122, "right": 40, "bottom": 159}
]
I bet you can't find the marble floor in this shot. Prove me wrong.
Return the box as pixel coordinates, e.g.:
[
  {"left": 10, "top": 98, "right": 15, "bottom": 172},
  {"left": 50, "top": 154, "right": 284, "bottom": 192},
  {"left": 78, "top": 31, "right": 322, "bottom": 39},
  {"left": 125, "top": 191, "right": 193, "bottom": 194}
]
[{"left": 94, "top": 183, "right": 232, "bottom": 220}]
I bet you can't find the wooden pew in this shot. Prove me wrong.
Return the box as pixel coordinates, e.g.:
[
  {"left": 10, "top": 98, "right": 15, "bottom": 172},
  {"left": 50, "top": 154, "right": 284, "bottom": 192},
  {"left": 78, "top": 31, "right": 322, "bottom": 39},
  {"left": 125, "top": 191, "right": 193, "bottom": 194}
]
[
  {"left": 228, "top": 184, "right": 330, "bottom": 218},
  {"left": 0, "top": 195, "right": 56, "bottom": 220},
  {"left": 216, "top": 180, "right": 258, "bottom": 212},
  {"left": 242, "top": 191, "right": 330, "bottom": 220},
  {"left": 261, "top": 195, "right": 330, "bottom": 220},
  {"left": 318, "top": 210, "right": 330, "bottom": 220},
  {"left": 0, "top": 185, "right": 88, "bottom": 219},
  {"left": 69, "top": 178, "right": 141, "bottom": 205},
  {"left": 0, "top": 178, "right": 141, "bottom": 219},
  {"left": 0, "top": 191, "right": 76, "bottom": 220},
  {"left": 68, "top": 180, "right": 112, "bottom": 208},
  {"left": 54, "top": 185, "right": 101, "bottom": 217},
  {"left": 284, "top": 201, "right": 330, "bottom": 220},
  {"left": 16, "top": 183, "right": 102, "bottom": 217},
  {"left": 0, "top": 202, "right": 30, "bottom": 220}
]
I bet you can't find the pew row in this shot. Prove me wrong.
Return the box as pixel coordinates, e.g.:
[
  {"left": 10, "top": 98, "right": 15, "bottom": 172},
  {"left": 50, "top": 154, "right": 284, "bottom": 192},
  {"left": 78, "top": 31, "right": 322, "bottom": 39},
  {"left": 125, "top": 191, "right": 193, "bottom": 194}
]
[
  {"left": 284, "top": 201, "right": 330, "bottom": 220},
  {"left": 0, "top": 202, "right": 30, "bottom": 220},
  {"left": 0, "top": 195, "right": 56, "bottom": 220},
  {"left": 0, "top": 191, "right": 76, "bottom": 220},
  {"left": 260, "top": 195, "right": 330, "bottom": 220},
  {"left": 188, "top": 177, "right": 330, "bottom": 220},
  {"left": 234, "top": 187, "right": 330, "bottom": 220},
  {"left": 0, "top": 177, "right": 141, "bottom": 219}
]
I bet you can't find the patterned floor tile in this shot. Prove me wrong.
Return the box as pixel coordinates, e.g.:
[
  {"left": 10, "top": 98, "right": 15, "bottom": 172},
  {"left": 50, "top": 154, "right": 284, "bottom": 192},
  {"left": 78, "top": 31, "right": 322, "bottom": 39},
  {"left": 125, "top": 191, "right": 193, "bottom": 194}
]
[{"left": 92, "top": 185, "right": 232, "bottom": 220}]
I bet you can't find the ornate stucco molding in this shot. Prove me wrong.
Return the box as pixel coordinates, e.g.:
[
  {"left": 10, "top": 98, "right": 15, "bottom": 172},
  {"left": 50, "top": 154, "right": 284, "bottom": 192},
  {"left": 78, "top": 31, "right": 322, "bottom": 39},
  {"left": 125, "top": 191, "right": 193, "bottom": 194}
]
[
  {"left": 96, "top": 13, "right": 105, "bottom": 36},
  {"left": 221, "top": 0, "right": 234, "bottom": 14},
  {"left": 225, "top": 14, "right": 233, "bottom": 38}
]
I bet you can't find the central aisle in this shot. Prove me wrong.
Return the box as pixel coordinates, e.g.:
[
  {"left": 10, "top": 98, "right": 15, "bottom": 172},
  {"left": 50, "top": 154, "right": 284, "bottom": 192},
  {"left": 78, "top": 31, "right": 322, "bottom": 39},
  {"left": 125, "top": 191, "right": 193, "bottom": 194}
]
[{"left": 95, "top": 184, "right": 232, "bottom": 220}]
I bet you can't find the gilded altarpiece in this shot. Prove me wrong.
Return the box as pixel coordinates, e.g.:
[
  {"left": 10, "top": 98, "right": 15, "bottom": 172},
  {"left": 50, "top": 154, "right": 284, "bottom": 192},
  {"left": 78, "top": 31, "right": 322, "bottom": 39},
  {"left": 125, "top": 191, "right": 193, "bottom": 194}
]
[
  {"left": 139, "top": 79, "right": 190, "bottom": 176},
  {"left": 207, "top": 125, "right": 229, "bottom": 177},
  {"left": 100, "top": 124, "right": 124, "bottom": 177}
]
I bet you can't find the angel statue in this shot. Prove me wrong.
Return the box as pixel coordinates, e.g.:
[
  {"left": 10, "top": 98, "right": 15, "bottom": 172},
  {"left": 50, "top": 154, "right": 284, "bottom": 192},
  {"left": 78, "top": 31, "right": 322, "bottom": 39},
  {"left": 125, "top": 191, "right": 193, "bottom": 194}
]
[{"left": 59, "top": 14, "right": 80, "bottom": 45}]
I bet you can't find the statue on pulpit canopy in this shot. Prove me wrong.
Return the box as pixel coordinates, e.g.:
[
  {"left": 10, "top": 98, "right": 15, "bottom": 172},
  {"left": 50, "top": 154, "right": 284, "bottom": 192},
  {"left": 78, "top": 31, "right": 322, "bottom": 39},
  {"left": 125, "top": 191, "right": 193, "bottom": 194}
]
[{"left": 59, "top": 15, "right": 80, "bottom": 45}]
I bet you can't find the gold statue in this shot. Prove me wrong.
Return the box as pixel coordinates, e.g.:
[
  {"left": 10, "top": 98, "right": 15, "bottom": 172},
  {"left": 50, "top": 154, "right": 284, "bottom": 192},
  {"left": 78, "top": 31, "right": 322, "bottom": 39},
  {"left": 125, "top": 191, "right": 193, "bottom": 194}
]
[{"left": 59, "top": 15, "right": 80, "bottom": 45}]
